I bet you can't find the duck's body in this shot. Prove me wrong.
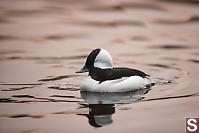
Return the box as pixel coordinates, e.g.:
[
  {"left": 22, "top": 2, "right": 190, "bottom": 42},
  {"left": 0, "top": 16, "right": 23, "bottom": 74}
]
[
  {"left": 80, "top": 75, "right": 150, "bottom": 92},
  {"left": 76, "top": 48, "right": 152, "bottom": 92}
]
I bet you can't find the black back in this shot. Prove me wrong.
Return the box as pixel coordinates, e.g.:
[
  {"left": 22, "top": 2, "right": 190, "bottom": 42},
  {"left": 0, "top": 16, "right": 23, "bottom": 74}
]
[
  {"left": 89, "top": 67, "right": 149, "bottom": 83},
  {"left": 109, "top": 67, "right": 149, "bottom": 79}
]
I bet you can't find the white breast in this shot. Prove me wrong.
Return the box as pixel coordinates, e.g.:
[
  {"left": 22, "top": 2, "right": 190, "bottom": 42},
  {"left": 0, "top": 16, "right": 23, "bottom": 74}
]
[{"left": 80, "top": 76, "right": 150, "bottom": 92}]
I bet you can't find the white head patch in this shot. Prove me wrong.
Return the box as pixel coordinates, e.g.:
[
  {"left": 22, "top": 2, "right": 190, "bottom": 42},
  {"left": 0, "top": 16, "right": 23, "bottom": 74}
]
[{"left": 94, "top": 49, "right": 113, "bottom": 69}]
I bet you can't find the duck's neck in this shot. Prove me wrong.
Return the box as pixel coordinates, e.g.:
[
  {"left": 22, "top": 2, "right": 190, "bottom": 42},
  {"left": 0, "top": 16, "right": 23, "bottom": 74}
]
[{"left": 89, "top": 67, "right": 109, "bottom": 82}]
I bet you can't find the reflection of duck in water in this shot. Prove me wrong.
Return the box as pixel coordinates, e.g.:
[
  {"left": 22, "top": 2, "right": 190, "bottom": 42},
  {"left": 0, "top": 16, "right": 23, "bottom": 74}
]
[
  {"left": 78, "top": 104, "right": 115, "bottom": 127},
  {"left": 78, "top": 89, "right": 149, "bottom": 127},
  {"left": 76, "top": 48, "right": 168, "bottom": 92},
  {"left": 80, "top": 89, "right": 149, "bottom": 104}
]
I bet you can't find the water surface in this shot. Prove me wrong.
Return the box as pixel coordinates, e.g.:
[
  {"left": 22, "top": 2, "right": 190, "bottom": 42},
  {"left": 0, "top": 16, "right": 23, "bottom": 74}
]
[{"left": 0, "top": 0, "right": 199, "bottom": 133}]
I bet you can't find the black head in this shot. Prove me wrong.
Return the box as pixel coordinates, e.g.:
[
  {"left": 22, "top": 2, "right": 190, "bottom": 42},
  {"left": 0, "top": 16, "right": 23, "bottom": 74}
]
[{"left": 76, "top": 48, "right": 100, "bottom": 73}]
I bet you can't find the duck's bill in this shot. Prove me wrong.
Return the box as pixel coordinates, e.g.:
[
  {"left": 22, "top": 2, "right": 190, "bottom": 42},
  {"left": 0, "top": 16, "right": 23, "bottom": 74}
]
[{"left": 75, "top": 66, "right": 88, "bottom": 73}]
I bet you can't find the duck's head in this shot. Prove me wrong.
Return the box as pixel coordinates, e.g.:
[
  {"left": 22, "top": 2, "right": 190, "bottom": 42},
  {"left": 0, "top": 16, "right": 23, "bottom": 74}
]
[{"left": 76, "top": 48, "right": 113, "bottom": 73}]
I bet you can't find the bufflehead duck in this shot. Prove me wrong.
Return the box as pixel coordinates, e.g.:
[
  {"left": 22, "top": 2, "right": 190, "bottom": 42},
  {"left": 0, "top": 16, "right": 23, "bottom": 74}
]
[{"left": 76, "top": 48, "right": 152, "bottom": 92}]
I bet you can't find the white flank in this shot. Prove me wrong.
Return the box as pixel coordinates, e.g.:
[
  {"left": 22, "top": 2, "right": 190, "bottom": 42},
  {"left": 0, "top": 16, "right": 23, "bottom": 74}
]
[{"left": 80, "top": 76, "right": 150, "bottom": 92}]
